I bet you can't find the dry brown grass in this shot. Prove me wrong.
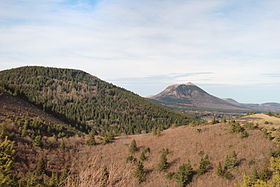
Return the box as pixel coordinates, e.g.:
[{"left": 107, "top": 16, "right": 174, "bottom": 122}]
[
  {"left": 238, "top": 113, "right": 280, "bottom": 129},
  {"left": 70, "top": 123, "right": 275, "bottom": 187}
]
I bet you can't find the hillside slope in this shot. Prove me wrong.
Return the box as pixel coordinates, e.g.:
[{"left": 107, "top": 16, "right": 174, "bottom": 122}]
[
  {"left": 70, "top": 122, "right": 275, "bottom": 186},
  {"left": 0, "top": 66, "right": 198, "bottom": 135},
  {"left": 0, "top": 91, "right": 80, "bottom": 184}
]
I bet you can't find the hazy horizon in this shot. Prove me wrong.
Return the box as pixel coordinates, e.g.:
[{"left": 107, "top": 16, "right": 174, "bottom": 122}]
[{"left": 1, "top": 0, "right": 280, "bottom": 103}]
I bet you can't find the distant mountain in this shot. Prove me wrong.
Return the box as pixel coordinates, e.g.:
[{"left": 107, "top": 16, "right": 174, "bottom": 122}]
[
  {"left": 0, "top": 66, "right": 197, "bottom": 135},
  {"left": 148, "top": 83, "right": 280, "bottom": 112}
]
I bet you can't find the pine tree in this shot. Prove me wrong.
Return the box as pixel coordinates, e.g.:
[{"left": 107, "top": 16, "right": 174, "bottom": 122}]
[
  {"left": 156, "top": 128, "right": 161, "bottom": 137},
  {"left": 0, "top": 136, "right": 16, "bottom": 186},
  {"left": 175, "top": 160, "right": 193, "bottom": 187},
  {"left": 134, "top": 161, "right": 144, "bottom": 183},
  {"left": 158, "top": 148, "right": 169, "bottom": 171},
  {"left": 86, "top": 130, "right": 96, "bottom": 145},
  {"left": 140, "top": 151, "right": 146, "bottom": 161},
  {"left": 129, "top": 139, "right": 137, "bottom": 154},
  {"left": 49, "top": 171, "right": 58, "bottom": 186},
  {"left": 259, "top": 162, "right": 269, "bottom": 181},
  {"left": 152, "top": 127, "right": 157, "bottom": 136},
  {"left": 60, "top": 140, "right": 65, "bottom": 149},
  {"left": 216, "top": 162, "right": 223, "bottom": 176},
  {"left": 197, "top": 154, "right": 211, "bottom": 176},
  {"left": 35, "top": 157, "right": 46, "bottom": 176},
  {"left": 250, "top": 166, "right": 259, "bottom": 183}
]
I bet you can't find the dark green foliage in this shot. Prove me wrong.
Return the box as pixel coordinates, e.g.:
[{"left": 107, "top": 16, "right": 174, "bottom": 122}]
[
  {"left": 156, "top": 128, "right": 161, "bottom": 137},
  {"left": 129, "top": 139, "right": 137, "bottom": 154},
  {"left": 134, "top": 161, "right": 144, "bottom": 183},
  {"left": 166, "top": 172, "right": 175, "bottom": 180},
  {"left": 262, "top": 128, "right": 273, "bottom": 140},
  {"left": 140, "top": 151, "right": 146, "bottom": 161},
  {"left": 86, "top": 130, "right": 96, "bottom": 146},
  {"left": 221, "top": 118, "right": 227, "bottom": 123},
  {"left": 241, "top": 130, "right": 249, "bottom": 139},
  {"left": 60, "top": 140, "right": 65, "bottom": 149},
  {"left": 59, "top": 164, "right": 70, "bottom": 186},
  {"left": 35, "top": 157, "right": 46, "bottom": 176},
  {"left": 250, "top": 167, "right": 259, "bottom": 183},
  {"left": 144, "top": 147, "right": 150, "bottom": 154},
  {"left": 230, "top": 122, "right": 244, "bottom": 134},
  {"left": 33, "top": 135, "right": 43, "bottom": 147},
  {"left": 49, "top": 171, "right": 58, "bottom": 186},
  {"left": 0, "top": 136, "right": 16, "bottom": 186},
  {"left": 197, "top": 154, "right": 211, "bottom": 176},
  {"left": 126, "top": 155, "right": 136, "bottom": 164},
  {"left": 211, "top": 117, "right": 219, "bottom": 124},
  {"left": 158, "top": 148, "right": 169, "bottom": 172},
  {"left": 224, "top": 171, "right": 233, "bottom": 180},
  {"left": 0, "top": 66, "right": 197, "bottom": 135},
  {"left": 216, "top": 162, "right": 224, "bottom": 176},
  {"left": 270, "top": 145, "right": 280, "bottom": 157},
  {"left": 100, "top": 166, "right": 109, "bottom": 187},
  {"left": 259, "top": 162, "right": 269, "bottom": 181},
  {"left": 244, "top": 122, "right": 257, "bottom": 130},
  {"left": 140, "top": 147, "right": 150, "bottom": 161},
  {"left": 217, "top": 152, "right": 238, "bottom": 180},
  {"left": 248, "top": 160, "right": 255, "bottom": 166},
  {"left": 175, "top": 160, "right": 193, "bottom": 187},
  {"left": 224, "top": 151, "right": 238, "bottom": 170}
]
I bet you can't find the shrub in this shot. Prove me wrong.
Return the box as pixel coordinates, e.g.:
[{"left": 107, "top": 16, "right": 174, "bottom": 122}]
[
  {"left": 166, "top": 172, "right": 175, "bottom": 180},
  {"left": 126, "top": 155, "right": 136, "bottom": 164},
  {"left": 86, "top": 130, "right": 96, "bottom": 145},
  {"left": 241, "top": 130, "right": 249, "bottom": 139},
  {"left": 129, "top": 139, "right": 137, "bottom": 154},
  {"left": 197, "top": 154, "right": 211, "bottom": 176},
  {"left": 224, "top": 171, "right": 233, "bottom": 180},
  {"left": 35, "top": 157, "right": 46, "bottom": 176},
  {"left": 216, "top": 162, "right": 224, "bottom": 176},
  {"left": 250, "top": 167, "right": 259, "bottom": 183},
  {"left": 259, "top": 162, "right": 269, "bottom": 181},
  {"left": 175, "top": 160, "right": 193, "bottom": 187},
  {"left": 158, "top": 148, "right": 169, "bottom": 172},
  {"left": 134, "top": 161, "right": 144, "bottom": 183}
]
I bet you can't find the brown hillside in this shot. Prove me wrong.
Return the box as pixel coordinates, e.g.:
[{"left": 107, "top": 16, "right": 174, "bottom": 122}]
[
  {"left": 0, "top": 92, "right": 80, "bottom": 177},
  {"left": 70, "top": 123, "right": 275, "bottom": 187}
]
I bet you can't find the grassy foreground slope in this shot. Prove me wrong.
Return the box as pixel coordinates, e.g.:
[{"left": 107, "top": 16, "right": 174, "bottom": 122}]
[
  {"left": 0, "top": 66, "right": 198, "bottom": 135},
  {"left": 70, "top": 122, "right": 275, "bottom": 186}
]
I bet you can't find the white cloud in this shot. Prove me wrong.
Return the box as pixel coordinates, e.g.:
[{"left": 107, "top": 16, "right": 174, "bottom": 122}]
[{"left": 0, "top": 0, "right": 280, "bottom": 102}]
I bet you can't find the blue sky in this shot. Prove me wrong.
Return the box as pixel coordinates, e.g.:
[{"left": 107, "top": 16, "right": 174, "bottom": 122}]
[{"left": 0, "top": 0, "right": 280, "bottom": 103}]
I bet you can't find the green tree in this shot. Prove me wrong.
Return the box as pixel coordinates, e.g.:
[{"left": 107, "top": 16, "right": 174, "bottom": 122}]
[
  {"left": 259, "top": 162, "right": 269, "bottom": 181},
  {"left": 129, "top": 139, "right": 137, "bottom": 154},
  {"left": 0, "top": 136, "right": 16, "bottom": 186},
  {"left": 60, "top": 140, "right": 65, "bottom": 149},
  {"left": 134, "top": 161, "right": 144, "bottom": 183},
  {"left": 35, "top": 157, "right": 46, "bottom": 176},
  {"left": 216, "top": 162, "right": 224, "bottom": 176},
  {"left": 140, "top": 151, "right": 146, "bottom": 161},
  {"left": 158, "top": 148, "right": 169, "bottom": 172},
  {"left": 250, "top": 166, "right": 259, "bottom": 183},
  {"left": 156, "top": 128, "right": 161, "bottom": 137},
  {"left": 175, "top": 160, "right": 193, "bottom": 187},
  {"left": 197, "top": 154, "right": 211, "bottom": 176},
  {"left": 86, "top": 130, "right": 96, "bottom": 146}
]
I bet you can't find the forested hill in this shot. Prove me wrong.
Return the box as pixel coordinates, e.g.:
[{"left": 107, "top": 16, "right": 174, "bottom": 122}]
[{"left": 0, "top": 66, "right": 198, "bottom": 135}]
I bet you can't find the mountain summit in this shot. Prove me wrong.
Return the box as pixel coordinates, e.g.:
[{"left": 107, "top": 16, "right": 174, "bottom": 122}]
[{"left": 149, "top": 83, "right": 248, "bottom": 111}]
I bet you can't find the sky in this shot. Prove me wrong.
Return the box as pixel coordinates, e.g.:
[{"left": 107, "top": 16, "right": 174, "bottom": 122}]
[{"left": 0, "top": 0, "right": 280, "bottom": 103}]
